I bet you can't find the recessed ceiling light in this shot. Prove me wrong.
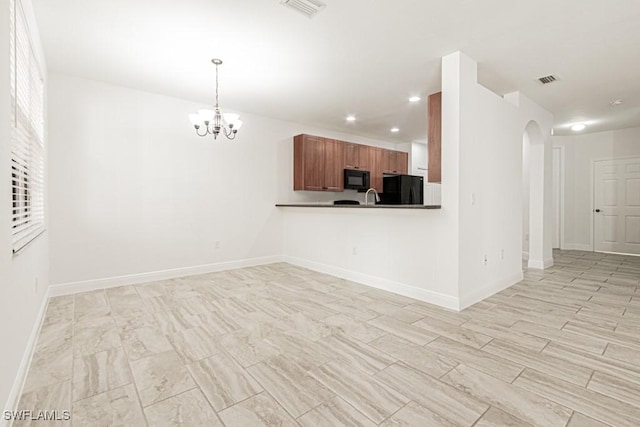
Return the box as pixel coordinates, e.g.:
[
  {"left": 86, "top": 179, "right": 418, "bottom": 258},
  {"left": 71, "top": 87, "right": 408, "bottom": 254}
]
[
  {"left": 409, "top": 96, "right": 421, "bottom": 102},
  {"left": 610, "top": 99, "right": 623, "bottom": 106},
  {"left": 390, "top": 127, "right": 400, "bottom": 133},
  {"left": 346, "top": 115, "right": 356, "bottom": 122},
  {"left": 571, "top": 123, "right": 586, "bottom": 132}
]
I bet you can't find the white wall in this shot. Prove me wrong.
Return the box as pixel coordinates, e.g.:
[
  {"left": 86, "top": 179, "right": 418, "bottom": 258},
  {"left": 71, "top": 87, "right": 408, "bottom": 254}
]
[
  {"left": 0, "top": 0, "right": 50, "bottom": 416},
  {"left": 47, "top": 73, "right": 402, "bottom": 287},
  {"left": 444, "top": 52, "right": 554, "bottom": 305},
  {"left": 552, "top": 126, "right": 640, "bottom": 250}
]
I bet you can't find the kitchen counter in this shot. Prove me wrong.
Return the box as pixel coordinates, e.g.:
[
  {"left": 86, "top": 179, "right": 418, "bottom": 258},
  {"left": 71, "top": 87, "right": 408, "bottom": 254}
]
[{"left": 276, "top": 203, "right": 441, "bottom": 209}]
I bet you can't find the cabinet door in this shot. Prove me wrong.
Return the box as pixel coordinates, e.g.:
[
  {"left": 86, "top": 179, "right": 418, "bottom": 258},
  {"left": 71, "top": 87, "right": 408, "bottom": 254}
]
[
  {"left": 368, "top": 147, "right": 384, "bottom": 192},
  {"left": 357, "top": 145, "right": 370, "bottom": 170},
  {"left": 344, "top": 143, "right": 359, "bottom": 169},
  {"left": 294, "top": 135, "right": 325, "bottom": 191},
  {"left": 396, "top": 152, "right": 408, "bottom": 174},
  {"left": 323, "top": 139, "right": 345, "bottom": 191},
  {"left": 428, "top": 92, "right": 442, "bottom": 183}
]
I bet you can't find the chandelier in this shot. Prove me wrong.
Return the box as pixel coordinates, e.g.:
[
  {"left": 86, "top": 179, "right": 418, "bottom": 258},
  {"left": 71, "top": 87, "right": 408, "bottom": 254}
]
[{"left": 189, "top": 59, "right": 242, "bottom": 139}]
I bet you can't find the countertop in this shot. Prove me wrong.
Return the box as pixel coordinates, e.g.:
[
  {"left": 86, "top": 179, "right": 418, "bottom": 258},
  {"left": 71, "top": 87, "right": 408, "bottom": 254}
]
[{"left": 275, "top": 203, "right": 441, "bottom": 209}]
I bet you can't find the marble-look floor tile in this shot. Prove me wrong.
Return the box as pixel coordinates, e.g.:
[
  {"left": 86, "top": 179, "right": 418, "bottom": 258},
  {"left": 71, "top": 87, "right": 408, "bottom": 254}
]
[
  {"left": 514, "top": 368, "right": 640, "bottom": 427},
  {"left": 120, "top": 325, "right": 173, "bottom": 361},
  {"left": 587, "top": 371, "right": 640, "bottom": 408},
  {"left": 35, "top": 322, "right": 72, "bottom": 354},
  {"left": 509, "top": 320, "right": 605, "bottom": 354},
  {"left": 604, "top": 343, "right": 640, "bottom": 366},
  {"left": 374, "top": 363, "right": 487, "bottom": 426},
  {"left": 218, "top": 328, "right": 281, "bottom": 367},
  {"left": 14, "top": 381, "right": 71, "bottom": 427},
  {"left": 310, "top": 360, "right": 410, "bottom": 424},
  {"left": 324, "top": 314, "right": 386, "bottom": 343},
  {"left": 441, "top": 365, "right": 572, "bottom": 427},
  {"left": 474, "top": 406, "right": 533, "bottom": 427},
  {"left": 187, "top": 352, "right": 262, "bottom": 411},
  {"left": 273, "top": 312, "right": 332, "bottom": 341},
  {"left": 482, "top": 339, "right": 593, "bottom": 386},
  {"left": 566, "top": 412, "right": 610, "bottom": 427},
  {"left": 542, "top": 342, "right": 640, "bottom": 385},
  {"left": 22, "top": 343, "right": 73, "bottom": 394},
  {"left": 217, "top": 392, "right": 298, "bottom": 427},
  {"left": 166, "top": 326, "right": 221, "bottom": 364},
  {"left": 426, "top": 337, "right": 523, "bottom": 383},
  {"left": 73, "top": 316, "right": 121, "bottom": 358},
  {"left": 368, "top": 315, "right": 438, "bottom": 346},
  {"left": 297, "top": 395, "right": 375, "bottom": 427},
  {"left": 460, "top": 319, "right": 549, "bottom": 352},
  {"left": 129, "top": 350, "right": 196, "bottom": 406},
  {"left": 42, "top": 297, "right": 74, "bottom": 326},
  {"left": 379, "top": 401, "right": 457, "bottom": 427},
  {"left": 412, "top": 316, "right": 492, "bottom": 349},
  {"left": 248, "top": 355, "right": 333, "bottom": 418},
  {"left": 369, "top": 334, "right": 457, "bottom": 378},
  {"left": 317, "top": 333, "right": 395, "bottom": 374},
  {"left": 144, "top": 388, "right": 222, "bottom": 427},
  {"left": 71, "top": 384, "right": 145, "bottom": 427},
  {"left": 407, "top": 303, "right": 470, "bottom": 326},
  {"left": 72, "top": 347, "right": 132, "bottom": 401}
]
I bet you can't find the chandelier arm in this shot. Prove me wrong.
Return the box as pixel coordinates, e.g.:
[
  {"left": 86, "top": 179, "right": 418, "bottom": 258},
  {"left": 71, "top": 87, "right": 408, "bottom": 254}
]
[{"left": 195, "top": 126, "right": 208, "bottom": 137}]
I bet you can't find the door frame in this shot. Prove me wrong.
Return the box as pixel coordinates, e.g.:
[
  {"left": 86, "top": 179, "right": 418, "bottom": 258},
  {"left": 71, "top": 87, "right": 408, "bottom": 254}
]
[{"left": 592, "top": 156, "right": 640, "bottom": 254}]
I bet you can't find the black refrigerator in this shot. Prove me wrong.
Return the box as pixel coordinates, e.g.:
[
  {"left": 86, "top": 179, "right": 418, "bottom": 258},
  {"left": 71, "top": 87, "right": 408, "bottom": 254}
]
[{"left": 380, "top": 174, "right": 424, "bottom": 205}]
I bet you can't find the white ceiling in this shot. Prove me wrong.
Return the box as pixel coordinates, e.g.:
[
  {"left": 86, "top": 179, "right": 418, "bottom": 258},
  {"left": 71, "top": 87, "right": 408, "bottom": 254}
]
[{"left": 32, "top": 0, "right": 640, "bottom": 142}]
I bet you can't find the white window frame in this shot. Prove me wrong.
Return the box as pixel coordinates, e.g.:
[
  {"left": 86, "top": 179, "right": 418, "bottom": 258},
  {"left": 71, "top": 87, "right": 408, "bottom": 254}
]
[{"left": 10, "top": 0, "right": 46, "bottom": 254}]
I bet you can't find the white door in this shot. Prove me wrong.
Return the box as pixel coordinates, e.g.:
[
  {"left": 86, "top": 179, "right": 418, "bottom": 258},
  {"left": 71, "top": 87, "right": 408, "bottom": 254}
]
[{"left": 594, "top": 158, "right": 640, "bottom": 254}]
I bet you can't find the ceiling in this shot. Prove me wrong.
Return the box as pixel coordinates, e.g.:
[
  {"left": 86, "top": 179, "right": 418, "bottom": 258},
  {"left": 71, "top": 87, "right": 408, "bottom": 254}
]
[{"left": 32, "top": 0, "right": 640, "bottom": 142}]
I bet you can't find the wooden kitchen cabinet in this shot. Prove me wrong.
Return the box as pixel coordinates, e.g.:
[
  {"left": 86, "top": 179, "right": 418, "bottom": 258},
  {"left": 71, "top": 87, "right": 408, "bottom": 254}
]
[
  {"left": 383, "top": 150, "right": 408, "bottom": 174},
  {"left": 428, "top": 92, "right": 442, "bottom": 183},
  {"left": 344, "top": 143, "right": 369, "bottom": 170},
  {"left": 368, "top": 147, "right": 384, "bottom": 193},
  {"left": 294, "top": 134, "right": 344, "bottom": 191}
]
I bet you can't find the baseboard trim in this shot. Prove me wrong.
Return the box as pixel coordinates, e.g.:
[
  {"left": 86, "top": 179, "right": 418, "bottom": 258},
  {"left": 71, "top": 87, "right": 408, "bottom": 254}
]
[
  {"left": 458, "top": 271, "right": 524, "bottom": 310},
  {"left": 3, "top": 287, "right": 50, "bottom": 427},
  {"left": 283, "top": 255, "right": 459, "bottom": 310},
  {"left": 49, "top": 255, "right": 284, "bottom": 297},
  {"left": 528, "top": 257, "right": 554, "bottom": 270},
  {"left": 562, "top": 243, "right": 592, "bottom": 252}
]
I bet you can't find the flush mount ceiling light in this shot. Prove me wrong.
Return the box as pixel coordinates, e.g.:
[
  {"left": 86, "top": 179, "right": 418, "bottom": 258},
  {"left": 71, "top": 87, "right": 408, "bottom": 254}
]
[
  {"left": 346, "top": 115, "right": 356, "bottom": 122},
  {"left": 610, "top": 99, "right": 623, "bottom": 106},
  {"left": 189, "top": 59, "right": 242, "bottom": 140},
  {"left": 409, "top": 96, "right": 421, "bottom": 102},
  {"left": 390, "top": 127, "right": 400, "bottom": 133},
  {"left": 571, "top": 123, "right": 586, "bottom": 131}
]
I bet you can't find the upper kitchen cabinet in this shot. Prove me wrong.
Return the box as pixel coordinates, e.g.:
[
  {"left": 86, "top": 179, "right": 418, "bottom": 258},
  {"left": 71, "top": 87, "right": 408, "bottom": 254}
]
[
  {"left": 344, "top": 143, "right": 369, "bottom": 170},
  {"left": 383, "top": 150, "right": 409, "bottom": 175},
  {"left": 294, "top": 134, "right": 345, "bottom": 192},
  {"left": 428, "top": 92, "right": 442, "bottom": 183},
  {"left": 368, "top": 147, "right": 384, "bottom": 192}
]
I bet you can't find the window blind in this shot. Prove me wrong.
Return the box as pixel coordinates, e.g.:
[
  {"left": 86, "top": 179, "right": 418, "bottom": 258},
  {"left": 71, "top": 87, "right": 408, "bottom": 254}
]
[{"left": 10, "top": 0, "right": 45, "bottom": 254}]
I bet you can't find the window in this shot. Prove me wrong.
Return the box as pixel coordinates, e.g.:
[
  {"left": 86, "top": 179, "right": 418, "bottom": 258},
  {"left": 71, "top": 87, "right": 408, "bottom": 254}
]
[{"left": 10, "top": 0, "right": 45, "bottom": 254}]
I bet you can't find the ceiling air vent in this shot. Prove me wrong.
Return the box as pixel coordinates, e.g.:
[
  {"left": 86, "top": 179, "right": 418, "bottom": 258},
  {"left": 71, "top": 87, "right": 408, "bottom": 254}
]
[
  {"left": 280, "top": 0, "right": 326, "bottom": 18},
  {"left": 538, "top": 75, "right": 557, "bottom": 84}
]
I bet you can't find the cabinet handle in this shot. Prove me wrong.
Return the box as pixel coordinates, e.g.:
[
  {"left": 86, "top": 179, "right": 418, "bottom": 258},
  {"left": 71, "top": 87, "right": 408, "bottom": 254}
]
[{"left": 323, "top": 186, "right": 328, "bottom": 190}]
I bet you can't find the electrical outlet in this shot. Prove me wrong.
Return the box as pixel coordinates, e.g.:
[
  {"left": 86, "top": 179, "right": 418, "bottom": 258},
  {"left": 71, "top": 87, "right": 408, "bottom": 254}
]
[
  {"left": 483, "top": 255, "right": 488, "bottom": 266},
  {"left": 500, "top": 249, "right": 505, "bottom": 260},
  {"left": 215, "top": 241, "right": 221, "bottom": 249},
  {"left": 352, "top": 247, "right": 358, "bottom": 256}
]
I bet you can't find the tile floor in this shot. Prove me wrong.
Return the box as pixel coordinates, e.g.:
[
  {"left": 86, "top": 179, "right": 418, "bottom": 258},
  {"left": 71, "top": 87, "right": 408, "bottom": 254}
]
[{"left": 12, "top": 250, "right": 640, "bottom": 426}]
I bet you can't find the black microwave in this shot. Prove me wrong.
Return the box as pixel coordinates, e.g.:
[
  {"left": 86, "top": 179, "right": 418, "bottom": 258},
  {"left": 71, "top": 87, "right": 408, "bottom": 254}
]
[{"left": 344, "top": 169, "right": 370, "bottom": 190}]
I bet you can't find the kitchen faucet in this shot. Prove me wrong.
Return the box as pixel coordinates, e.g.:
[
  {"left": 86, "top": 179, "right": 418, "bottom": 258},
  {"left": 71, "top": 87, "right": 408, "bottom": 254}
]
[{"left": 365, "top": 188, "right": 380, "bottom": 206}]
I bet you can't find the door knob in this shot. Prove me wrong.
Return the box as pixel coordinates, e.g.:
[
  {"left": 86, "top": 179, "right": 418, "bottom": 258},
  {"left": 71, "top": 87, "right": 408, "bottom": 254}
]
[{"left": 595, "top": 209, "right": 601, "bottom": 213}]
